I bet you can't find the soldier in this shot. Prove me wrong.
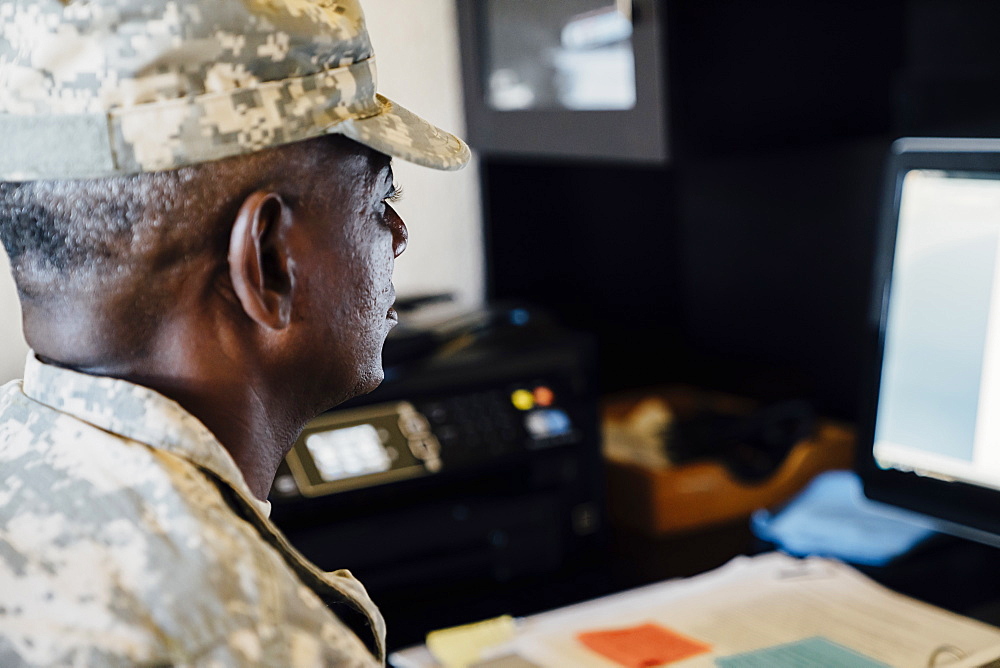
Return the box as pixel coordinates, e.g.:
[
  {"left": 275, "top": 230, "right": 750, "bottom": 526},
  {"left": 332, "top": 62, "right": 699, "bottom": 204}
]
[{"left": 0, "top": 0, "right": 469, "bottom": 665}]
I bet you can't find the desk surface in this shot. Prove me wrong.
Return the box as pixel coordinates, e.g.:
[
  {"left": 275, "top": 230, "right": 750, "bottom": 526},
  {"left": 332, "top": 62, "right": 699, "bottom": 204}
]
[{"left": 390, "top": 552, "right": 1000, "bottom": 668}]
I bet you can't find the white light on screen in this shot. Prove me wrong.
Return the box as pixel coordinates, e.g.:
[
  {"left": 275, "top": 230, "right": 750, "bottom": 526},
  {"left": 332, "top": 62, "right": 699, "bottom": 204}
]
[{"left": 305, "top": 424, "right": 392, "bottom": 482}]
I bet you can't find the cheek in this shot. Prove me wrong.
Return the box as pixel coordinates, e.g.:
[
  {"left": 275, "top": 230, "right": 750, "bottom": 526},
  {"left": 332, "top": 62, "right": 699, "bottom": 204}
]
[
  {"left": 312, "top": 222, "right": 395, "bottom": 334},
  {"left": 355, "top": 232, "right": 396, "bottom": 310}
]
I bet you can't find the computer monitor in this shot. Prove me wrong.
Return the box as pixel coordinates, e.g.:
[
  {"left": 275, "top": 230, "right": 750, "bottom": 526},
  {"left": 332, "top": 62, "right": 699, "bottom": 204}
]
[
  {"left": 859, "top": 137, "right": 1000, "bottom": 545},
  {"left": 454, "top": 0, "right": 668, "bottom": 163}
]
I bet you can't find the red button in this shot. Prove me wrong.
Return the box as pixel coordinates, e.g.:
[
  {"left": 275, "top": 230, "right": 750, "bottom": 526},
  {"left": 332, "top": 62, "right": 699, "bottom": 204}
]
[{"left": 534, "top": 386, "right": 555, "bottom": 407}]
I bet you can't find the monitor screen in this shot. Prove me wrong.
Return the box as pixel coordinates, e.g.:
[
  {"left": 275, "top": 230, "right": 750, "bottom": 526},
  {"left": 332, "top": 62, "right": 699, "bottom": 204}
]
[
  {"left": 483, "top": 0, "right": 637, "bottom": 112},
  {"left": 455, "top": 0, "right": 667, "bottom": 163},
  {"left": 861, "top": 138, "right": 1000, "bottom": 543}
]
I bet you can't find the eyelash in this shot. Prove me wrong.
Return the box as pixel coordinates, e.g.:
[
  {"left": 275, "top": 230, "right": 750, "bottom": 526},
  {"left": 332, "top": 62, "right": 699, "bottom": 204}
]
[{"left": 385, "top": 184, "right": 404, "bottom": 204}]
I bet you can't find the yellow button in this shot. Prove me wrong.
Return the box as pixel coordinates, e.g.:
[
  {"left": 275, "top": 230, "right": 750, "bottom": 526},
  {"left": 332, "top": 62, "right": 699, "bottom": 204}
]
[{"left": 511, "top": 389, "right": 535, "bottom": 411}]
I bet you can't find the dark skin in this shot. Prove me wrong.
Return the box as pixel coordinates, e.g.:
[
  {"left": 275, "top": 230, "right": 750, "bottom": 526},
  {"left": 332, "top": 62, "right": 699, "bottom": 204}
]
[{"left": 23, "top": 137, "right": 408, "bottom": 499}]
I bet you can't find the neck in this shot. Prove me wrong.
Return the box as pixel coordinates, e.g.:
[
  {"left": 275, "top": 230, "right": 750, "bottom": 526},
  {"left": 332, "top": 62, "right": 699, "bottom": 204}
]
[
  {"left": 26, "top": 304, "right": 306, "bottom": 500},
  {"left": 153, "top": 375, "right": 302, "bottom": 500}
]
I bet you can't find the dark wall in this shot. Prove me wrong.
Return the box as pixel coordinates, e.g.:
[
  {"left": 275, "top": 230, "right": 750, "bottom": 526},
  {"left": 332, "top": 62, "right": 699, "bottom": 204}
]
[{"left": 482, "top": 0, "right": 1000, "bottom": 420}]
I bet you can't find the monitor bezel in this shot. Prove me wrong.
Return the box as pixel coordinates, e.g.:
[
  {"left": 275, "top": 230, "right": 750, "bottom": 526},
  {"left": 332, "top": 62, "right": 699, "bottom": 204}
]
[{"left": 858, "top": 137, "right": 1000, "bottom": 543}]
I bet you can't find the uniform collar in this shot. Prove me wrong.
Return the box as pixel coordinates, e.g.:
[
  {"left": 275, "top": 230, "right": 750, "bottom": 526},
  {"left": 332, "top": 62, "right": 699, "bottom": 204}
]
[{"left": 21, "top": 352, "right": 272, "bottom": 518}]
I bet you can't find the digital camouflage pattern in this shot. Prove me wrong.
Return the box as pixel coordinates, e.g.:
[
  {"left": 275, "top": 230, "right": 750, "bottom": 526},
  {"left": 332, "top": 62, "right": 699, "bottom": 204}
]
[
  {"left": 0, "top": 355, "right": 386, "bottom": 666},
  {"left": 0, "top": 0, "right": 470, "bottom": 180}
]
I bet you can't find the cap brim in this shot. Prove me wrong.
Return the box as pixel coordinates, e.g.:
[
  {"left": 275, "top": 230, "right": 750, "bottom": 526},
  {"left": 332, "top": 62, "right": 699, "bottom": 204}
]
[{"left": 334, "top": 94, "right": 471, "bottom": 171}]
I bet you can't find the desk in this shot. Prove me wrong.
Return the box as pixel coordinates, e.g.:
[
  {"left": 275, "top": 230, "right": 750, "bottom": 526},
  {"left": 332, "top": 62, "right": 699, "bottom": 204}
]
[{"left": 389, "top": 552, "right": 1000, "bottom": 668}]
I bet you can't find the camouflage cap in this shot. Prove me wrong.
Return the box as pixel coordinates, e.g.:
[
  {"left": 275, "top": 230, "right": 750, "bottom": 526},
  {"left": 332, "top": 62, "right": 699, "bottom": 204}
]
[{"left": 0, "top": 0, "right": 471, "bottom": 181}]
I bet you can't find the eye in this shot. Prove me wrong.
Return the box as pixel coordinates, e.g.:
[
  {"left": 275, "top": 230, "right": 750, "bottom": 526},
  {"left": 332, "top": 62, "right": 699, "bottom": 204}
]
[{"left": 384, "top": 183, "right": 404, "bottom": 205}]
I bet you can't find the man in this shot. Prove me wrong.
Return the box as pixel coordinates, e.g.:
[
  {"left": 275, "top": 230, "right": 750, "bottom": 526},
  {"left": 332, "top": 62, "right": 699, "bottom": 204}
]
[{"left": 0, "top": 0, "right": 469, "bottom": 665}]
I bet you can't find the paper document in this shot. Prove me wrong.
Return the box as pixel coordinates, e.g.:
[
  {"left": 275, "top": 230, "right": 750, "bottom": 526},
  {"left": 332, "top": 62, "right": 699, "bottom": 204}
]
[{"left": 390, "top": 552, "right": 1000, "bottom": 668}]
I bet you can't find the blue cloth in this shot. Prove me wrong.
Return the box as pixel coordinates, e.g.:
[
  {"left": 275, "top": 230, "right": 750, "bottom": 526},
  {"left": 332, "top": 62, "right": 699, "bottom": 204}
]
[{"left": 751, "top": 470, "right": 938, "bottom": 566}]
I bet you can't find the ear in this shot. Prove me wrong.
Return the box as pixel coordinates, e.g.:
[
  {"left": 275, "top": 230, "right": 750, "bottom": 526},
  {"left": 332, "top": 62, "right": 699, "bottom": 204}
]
[{"left": 228, "top": 191, "right": 295, "bottom": 330}]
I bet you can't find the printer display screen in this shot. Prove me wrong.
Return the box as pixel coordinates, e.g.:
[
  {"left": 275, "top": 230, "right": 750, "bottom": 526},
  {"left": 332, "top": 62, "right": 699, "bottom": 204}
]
[{"left": 305, "top": 424, "right": 393, "bottom": 482}]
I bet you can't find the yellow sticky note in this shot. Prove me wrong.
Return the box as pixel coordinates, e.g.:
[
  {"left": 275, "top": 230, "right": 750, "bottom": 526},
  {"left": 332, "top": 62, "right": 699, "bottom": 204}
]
[{"left": 426, "top": 615, "right": 518, "bottom": 668}]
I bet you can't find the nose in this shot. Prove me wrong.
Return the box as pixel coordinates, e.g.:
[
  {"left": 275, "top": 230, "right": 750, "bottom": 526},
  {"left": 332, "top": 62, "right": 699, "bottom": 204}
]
[{"left": 388, "top": 207, "right": 408, "bottom": 258}]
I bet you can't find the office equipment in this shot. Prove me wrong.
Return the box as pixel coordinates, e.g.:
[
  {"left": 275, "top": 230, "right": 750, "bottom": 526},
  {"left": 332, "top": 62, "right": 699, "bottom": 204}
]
[
  {"left": 454, "top": 0, "right": 667, "bottom": 163},
  {"left": 602, "top": 387, "right": 855, "bottom": 536},
  {"left": 390, "top": 552, "right": 1000, "bottom": 668},
  {"left": 859, "top": 138, "right": 1000, "bottom": 544},
  {"left": 268, "top": 305, "right": 607, "bottom": 648}
]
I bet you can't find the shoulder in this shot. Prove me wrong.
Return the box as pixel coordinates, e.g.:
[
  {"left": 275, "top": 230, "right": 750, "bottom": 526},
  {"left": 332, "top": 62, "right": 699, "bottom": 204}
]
[
  {"left": 0, "top": 392, "right": 378, "bottom": 666},
  {"left": 0, "top": 391, "right": 217, "bottom": 662}
]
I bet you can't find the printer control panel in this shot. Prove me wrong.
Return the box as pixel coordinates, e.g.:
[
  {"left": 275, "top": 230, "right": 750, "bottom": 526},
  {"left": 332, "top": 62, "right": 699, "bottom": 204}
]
[{"left": 271, "top": 379, "right": 579, "bottom": 499}]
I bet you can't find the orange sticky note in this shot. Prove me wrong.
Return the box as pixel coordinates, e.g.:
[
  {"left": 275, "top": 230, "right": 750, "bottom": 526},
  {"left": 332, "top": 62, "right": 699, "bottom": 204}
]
[{"left": 577, "top": 622, "right": 712, "bottom": 667}]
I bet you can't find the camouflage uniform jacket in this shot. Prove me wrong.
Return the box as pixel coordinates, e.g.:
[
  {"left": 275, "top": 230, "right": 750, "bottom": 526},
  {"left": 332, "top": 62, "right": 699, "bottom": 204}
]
[{"left": 0, "top": 355, "right": 386, "bottom": 666}]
